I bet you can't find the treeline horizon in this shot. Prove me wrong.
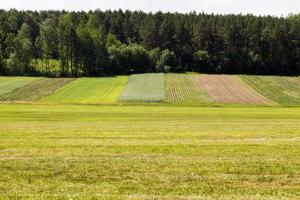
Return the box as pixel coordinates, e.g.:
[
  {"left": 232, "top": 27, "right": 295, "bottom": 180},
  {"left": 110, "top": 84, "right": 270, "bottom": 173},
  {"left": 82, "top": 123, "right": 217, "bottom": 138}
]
[{"left": 0, "top": 9, "right": 300, "bottom": 77}]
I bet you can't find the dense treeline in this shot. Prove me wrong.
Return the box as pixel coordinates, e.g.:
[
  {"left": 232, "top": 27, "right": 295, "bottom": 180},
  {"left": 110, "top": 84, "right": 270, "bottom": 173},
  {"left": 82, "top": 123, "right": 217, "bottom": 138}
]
[{"left": 0, "top": 9, "right": 300, "bottom": 76}]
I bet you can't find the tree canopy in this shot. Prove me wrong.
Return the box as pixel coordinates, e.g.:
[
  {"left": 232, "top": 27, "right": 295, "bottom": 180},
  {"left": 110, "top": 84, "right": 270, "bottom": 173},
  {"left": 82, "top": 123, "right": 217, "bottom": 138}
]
[{"left": 0, "top": 9, "right": 299, "bottom": 76}]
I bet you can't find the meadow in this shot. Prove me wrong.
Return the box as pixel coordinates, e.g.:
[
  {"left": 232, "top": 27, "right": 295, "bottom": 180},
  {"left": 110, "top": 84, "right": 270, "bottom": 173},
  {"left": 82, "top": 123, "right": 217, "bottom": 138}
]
[
  {"left": 0, "top": 74, "right": 300, "bottom": 199},
  {"left": 0, "top": 104, "right": 300, "bottom": 199}
]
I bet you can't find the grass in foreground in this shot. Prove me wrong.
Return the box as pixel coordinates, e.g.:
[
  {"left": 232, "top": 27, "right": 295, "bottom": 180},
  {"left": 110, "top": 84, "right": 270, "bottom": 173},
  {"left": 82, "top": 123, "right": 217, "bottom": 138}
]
[
  {"left": 0, "top": 76, "right": 41, "bottom": 96},
  {"left": 240, "top": 75, "right": 300, "bottom": 106},
  {"left": 43, "top": 77, "right": 128, "bottom": 103},
  {"left": 0, "top": 104, "right": 300, "bottom": 199},
  {"left": 165, "top": 74, "right": 213, "bottom": 103},
  {"left": 0, "top": 78, "right": 76, "bottom": 102},
  {"left": 119, "top": 73, "right": 165, "bottom": 102}
]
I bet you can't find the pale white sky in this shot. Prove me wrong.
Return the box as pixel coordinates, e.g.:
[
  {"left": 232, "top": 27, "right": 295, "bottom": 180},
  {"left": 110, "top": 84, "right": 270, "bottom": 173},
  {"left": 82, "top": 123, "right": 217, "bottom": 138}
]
[{"left": 0, "top": 0, "right": 299, "bottom": 16}]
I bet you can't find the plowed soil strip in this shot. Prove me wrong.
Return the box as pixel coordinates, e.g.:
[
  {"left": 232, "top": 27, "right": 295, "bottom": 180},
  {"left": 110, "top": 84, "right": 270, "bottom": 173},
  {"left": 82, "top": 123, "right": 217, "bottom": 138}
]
[
  {"left": 0, "top": 78, "right": 76, "bottom": 102},
  {"left": 199, "top": 75, "right": 274, "bottom": 105}
]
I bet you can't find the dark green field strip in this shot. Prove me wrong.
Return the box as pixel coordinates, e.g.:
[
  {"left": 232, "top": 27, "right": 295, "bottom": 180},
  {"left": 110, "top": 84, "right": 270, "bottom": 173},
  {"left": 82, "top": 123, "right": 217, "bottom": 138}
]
[
  {"left": 0, "top": 78, "right": 76, "bottom": 102},
  {"left": 119, "top": 73, "right": 165, "bottom": 102},
  {"left": 240, "top": 75, "right": 300, "bottom": 106}
]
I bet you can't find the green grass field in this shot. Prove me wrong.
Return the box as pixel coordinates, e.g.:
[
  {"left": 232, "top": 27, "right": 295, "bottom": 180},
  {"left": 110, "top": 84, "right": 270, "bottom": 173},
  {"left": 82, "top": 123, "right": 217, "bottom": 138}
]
[
  {"left": 0, "top": 77, "right": 41, "bottom": 96},
  {"left": 43, "top": 77, "right": 128, "bottom": 103},
  {"left": 119, "top": 73, "right": 165, "bottom": 102},
  {"left": 0, "top": 104, "right": 300, "bottom": 199},
  {"left": 240, "top": 75, "right": 300, "bottom": 106},
  {"left": 165, "top": 74, "right": 213, "bottom": 103},
  {"left": 0, "top": 78, "right": 75, "bottom": 102}
]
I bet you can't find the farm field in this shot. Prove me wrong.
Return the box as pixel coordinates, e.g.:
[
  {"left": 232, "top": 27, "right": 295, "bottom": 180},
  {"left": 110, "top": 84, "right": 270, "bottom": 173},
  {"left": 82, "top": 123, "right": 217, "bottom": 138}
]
[
  {"left": 43, "top": 77, "right": 128, "bottom": 103},
  {"left": 199, "top": 75, "right": 274, "bottom": 105},
  {"left": 0, "top": 74, "right": 299, "bottom": 106},
  {"left": 0, "top": 77, "right": 41, "bottom": 96},
  {"left": 165, "top": 74, "right": 213, "bottom": 103},
  {"left": 0, "top": 78, "right": 75, "bottom": 102},
  {"left": 0, "top": 104, "right": 300, "bottom": 199},
  {"left": 240, "top": 75, "right": 300, "bottom": 106},
  {"left": 119, "top": 73, "right": 165, "bottom": 102}
]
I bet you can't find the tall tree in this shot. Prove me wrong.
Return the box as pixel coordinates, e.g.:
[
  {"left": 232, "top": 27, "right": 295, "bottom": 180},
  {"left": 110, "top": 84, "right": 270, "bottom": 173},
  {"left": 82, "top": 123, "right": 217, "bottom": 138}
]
[
  {"left": 58, "top": 13, "right": 79, "bottom": 76},
  {"left": 38, "top": 18, "right": 59, "bottom": 73},
  {"left": 0, "top": 43, "right": 4, "bottom": 74},
  {"left": 12, "top": 23, "right": 34, "bottom": 74}
]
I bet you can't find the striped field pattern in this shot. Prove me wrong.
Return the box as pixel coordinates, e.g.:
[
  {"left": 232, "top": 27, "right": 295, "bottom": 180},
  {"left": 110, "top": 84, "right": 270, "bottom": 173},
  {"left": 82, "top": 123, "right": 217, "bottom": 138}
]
[
  {"left": 44, "top": 77, "right": 128, "bottom": 103},
  {"left": 199, "top": 75, "right": 274, "bottom": 105},
  {"left": 119, "top": 73, "right": 165, "bottom": 102},
  {"left": 240, "top": 75, "right": 300, "bottom": 106},
  {"left": 0, "top": 78, "right": 76, "bottom": 102},
  {"left": 166, "top": 74, "right": 213, "bottom": 103},
  {"left": 0, "top": 76, "right": 41, "bottom": 96}
]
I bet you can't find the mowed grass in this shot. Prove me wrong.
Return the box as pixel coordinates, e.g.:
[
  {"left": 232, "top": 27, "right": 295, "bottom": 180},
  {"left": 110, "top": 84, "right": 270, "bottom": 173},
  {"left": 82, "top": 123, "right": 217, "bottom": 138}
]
[
  {"left": 0, "top": 78, "right": 75, "bottom": 102},
  {"left": 165, "top": 74, "right": 213, "bottom": 103},
  {"left": 43, "top": 77, "right": 128, "bottom": 103},
  {"left": 240, "top": 75, "right": 300, "bottom": 106},
  {"left": 0, "top": 76, "right": 42, "bottom": 96},
  {"left": 119, "top": 73, "right": 165, "bottom": 102},
  {"left": 0, "top": 104, "right": 300, "bottom": 199}
]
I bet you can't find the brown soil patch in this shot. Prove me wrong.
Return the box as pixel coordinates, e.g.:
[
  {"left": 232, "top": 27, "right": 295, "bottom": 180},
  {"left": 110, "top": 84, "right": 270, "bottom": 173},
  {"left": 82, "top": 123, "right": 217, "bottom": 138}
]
[{"left": 198, "top": 75, "right": 273, "bottom": 105}]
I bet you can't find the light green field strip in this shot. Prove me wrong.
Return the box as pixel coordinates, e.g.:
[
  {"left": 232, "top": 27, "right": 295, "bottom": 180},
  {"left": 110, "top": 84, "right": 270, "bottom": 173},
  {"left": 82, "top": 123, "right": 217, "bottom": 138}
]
[
  {"left": 0, "top": 76, "right": 42, "bottom": 96},
  {"left": 0, "top": 78, "right": 76, "bottom": 102},
  {"left": 240, "top": 75, "right": 300, "bottom": 106},
  {"left": 43, "top": 77, "right": 128, "bottom": 103},
  {"left": 165, "top": 74, "right": 213, "bottom": 103},
  {"left": 119, "top": 73, "right": 165, "bottom": 102},
  {"left": 0, "top": 104, "right": 300, "bottom": 199}
]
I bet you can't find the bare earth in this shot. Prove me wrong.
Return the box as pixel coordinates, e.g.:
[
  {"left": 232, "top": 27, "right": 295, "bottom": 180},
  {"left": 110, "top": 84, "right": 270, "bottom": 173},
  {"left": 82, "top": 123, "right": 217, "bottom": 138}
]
[{"left": 199, "top": 75, "right": 274, "bottom": 105}]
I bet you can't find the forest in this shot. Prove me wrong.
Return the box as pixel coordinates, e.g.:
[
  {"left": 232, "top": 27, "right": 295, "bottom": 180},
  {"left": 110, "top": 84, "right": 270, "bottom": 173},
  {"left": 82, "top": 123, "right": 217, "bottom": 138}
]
[{"left": 0, "top": 9, "right": 299, "bottom": 77}]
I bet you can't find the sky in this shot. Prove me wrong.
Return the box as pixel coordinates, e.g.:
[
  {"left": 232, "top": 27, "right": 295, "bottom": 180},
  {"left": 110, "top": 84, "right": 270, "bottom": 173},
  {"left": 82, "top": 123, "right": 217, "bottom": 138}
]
[{"left": 0, "top": 0, "right": 300, "bottom": 17}]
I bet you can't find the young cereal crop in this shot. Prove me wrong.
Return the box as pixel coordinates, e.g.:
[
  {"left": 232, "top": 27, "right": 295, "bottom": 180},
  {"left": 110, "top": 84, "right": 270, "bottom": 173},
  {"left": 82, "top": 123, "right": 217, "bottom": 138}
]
[
  {"left": 165, "top": 74, "right": 213, "bottom": 103},
  {"left": 0, "top": 76, "right": 42, "bottom": 96},
  {"left": 43, "top": 77, "right": 128, "bottom": 103},
  {"left": 240, "top": 75, "right": 300, "bottom": 106},
  {"left": 119, "top": 73, "right": 165, "bottom": 102},
  {"left": 0, "top": 78, "right": 76, "bottom": 102}
]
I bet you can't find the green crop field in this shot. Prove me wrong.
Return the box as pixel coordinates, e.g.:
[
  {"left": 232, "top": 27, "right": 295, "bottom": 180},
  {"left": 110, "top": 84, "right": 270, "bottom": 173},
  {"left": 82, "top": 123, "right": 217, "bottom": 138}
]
[
  {"left": 119, "top": 73, "right": 165, "bottom": 102},
  {"left": 0, "top": 74, "right": 300, "bottom": 199},
  {"left": 165, "top": 74, "right": 213, "bottom": 103},
  {"left": 240, "top": 75, "right": 300, "bottom": 106},
  {"left": 0, "top": 104, "right": 300, "bottom": 199},
  {"left": 43, "top": 77, "right": 128, "bottom": 103},
  {"left": 0, "top": 78, "right": 75, "bottom": 102},
  {"left": 0, "top": 76, "right": 41, "bottom": 96}
]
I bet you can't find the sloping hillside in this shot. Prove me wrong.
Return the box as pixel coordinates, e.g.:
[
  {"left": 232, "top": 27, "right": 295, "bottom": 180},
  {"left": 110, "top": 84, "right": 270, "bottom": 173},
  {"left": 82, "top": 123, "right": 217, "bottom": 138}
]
[
  {"left": 43, "top": 77, "right": 128, "bottom": 103},
  {"left": 119, "top": 73, "right": 165, "bottom": 102},
  {"left": 0, "top": 75, "right": 299, "bottom": 106},
  {"left": 240, "top": 75, "right": 300, "bottom": 106},
  {"left": 0, "top": 78, "right": 75, "bottom": 102},
  {"left": 0, "top": 77, "right": 41, "bottom": 96}
]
